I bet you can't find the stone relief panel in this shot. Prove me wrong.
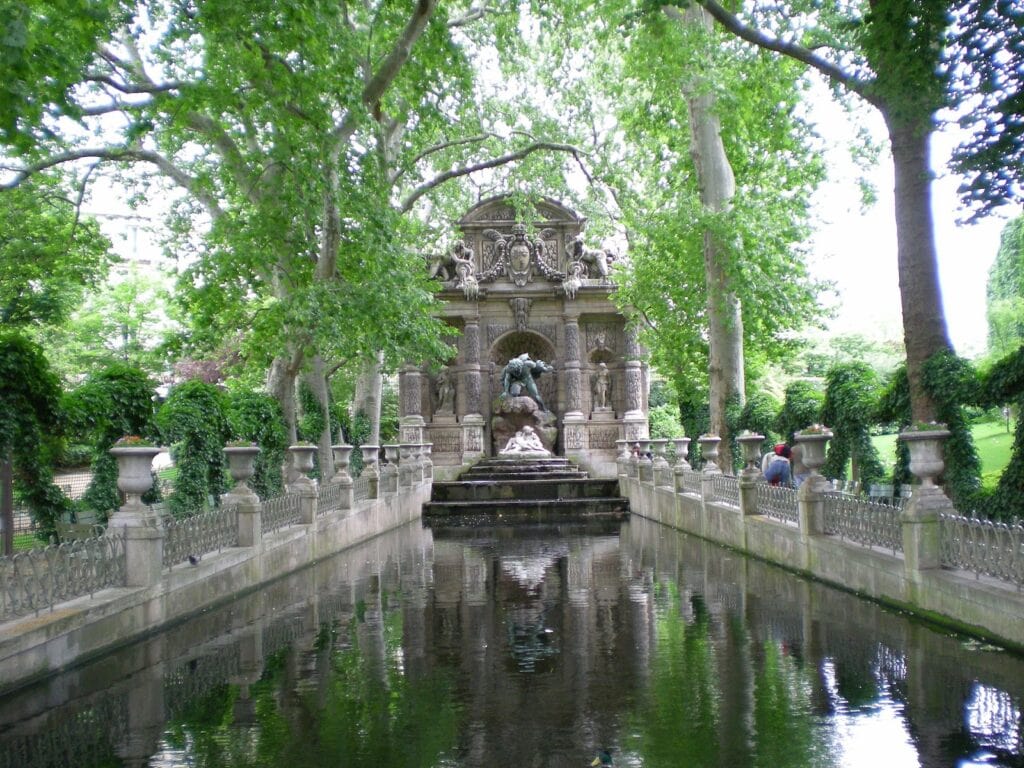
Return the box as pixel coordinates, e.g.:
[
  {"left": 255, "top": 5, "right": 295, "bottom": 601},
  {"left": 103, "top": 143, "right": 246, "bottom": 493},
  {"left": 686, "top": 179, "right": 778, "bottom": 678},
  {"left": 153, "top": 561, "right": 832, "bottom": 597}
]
[
  {"left": 430, "top": 429, "right": 462, "bottom": 454},
  {"left": 589, "top": 426, "right": 620, "bottom": 449},
  {"left": 564, "top": 424, "right": 585, "bottom": 450}
]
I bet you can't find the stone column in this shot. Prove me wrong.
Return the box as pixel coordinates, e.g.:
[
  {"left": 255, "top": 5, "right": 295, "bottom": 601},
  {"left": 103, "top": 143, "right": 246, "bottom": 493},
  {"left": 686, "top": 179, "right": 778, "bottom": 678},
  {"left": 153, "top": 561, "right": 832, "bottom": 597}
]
[
  {"left": 900, "top": 427, "right": 954, "bottom": 572},
  {"left": 461, "top": 317, "right": 486, "bottom": 463},
  {"left": 563, "top": 312, "right": 586, "bottom": 457},
  {"left": 223, "top": 447, "right": 263, "bottom": 548},
  {"left": 673, "top": 437, "right": 692, "bottom": 493},
  {"left": 622, "top": 324, "right": 648, "bottom": 442},
  {"left": 652, "top": 439, "right": 673, "bottom": 488},
  {"left": 361, "top": 445, "right": 380, "bottom": 499},
  {"left": 736, "top": 432, "right": 765, "bottom": 516},
  {"left": 381, "top": 445, "right": 399, "bottom": 495},
  {"left": 399, "top": 363, "right": 426, "bottom": 444},
  {"left": 637, "top": 438, "right": 654, "bottom": 483},
  {"left": 287, "top": 445, "right": 318, "bottom": 524},
  {"left": 330, "top": 444, "right": 354, "bottom": 511},
  {"left": 796, "top": 431, "right": 832, "bottom": 537},
  {"left": 108, "top": 446, "right": 164, "bottom": 588},
  {"left": 698, "top": 434, "right": 722, "bottom": 505}
]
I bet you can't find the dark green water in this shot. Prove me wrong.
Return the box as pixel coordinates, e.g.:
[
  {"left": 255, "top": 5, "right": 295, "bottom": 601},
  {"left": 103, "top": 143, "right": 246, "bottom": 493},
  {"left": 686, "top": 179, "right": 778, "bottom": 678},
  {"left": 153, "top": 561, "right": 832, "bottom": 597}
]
[{"left": 1, "top": 515, "right": 1022, "bottom": 768}]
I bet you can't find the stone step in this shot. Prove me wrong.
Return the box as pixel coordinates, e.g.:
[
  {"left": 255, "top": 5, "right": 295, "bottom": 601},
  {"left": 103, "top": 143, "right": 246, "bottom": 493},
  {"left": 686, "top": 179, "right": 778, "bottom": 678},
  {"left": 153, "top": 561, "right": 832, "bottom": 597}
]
[
  {"left": 431, "top": 478, "right": 620, "bottom": 503},
  {"left": 422, "top": 496, "right": 629, "bottom": 520},
  {"left": 458, "top": 470, "right": 587, "bottom": 482}
]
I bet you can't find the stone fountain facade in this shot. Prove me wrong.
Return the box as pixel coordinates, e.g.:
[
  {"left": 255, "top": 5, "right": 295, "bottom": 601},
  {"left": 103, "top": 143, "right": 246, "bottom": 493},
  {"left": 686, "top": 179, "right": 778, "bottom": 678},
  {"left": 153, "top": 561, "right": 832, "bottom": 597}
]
[{"left": 398, "top": 195, "right": 649, "bottom": 479}]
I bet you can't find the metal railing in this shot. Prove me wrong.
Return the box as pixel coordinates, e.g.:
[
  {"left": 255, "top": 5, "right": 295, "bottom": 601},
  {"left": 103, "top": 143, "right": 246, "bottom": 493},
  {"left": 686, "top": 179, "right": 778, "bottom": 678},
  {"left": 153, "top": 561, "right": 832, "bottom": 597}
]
[
  {"left": 709, "top": 474, "right": 740, "bottom": 507},
  {"left": 940, "top": 513, "right": 1024, "bottom": 589},
  {"left": 823, "top": 493, "right": 904, "bottom": 554},
  {"left": 317, "top": 482, "right": 342, "bottom": 514},
  {"left": 756, "top": 484, "right": 799, "bottom": 526},
  {"left": 0, "top": 533, "right": 126, "bottom": 620},
  {"left": 163, "top": 505, "right": 239, "bottom": 569},
  {"left": 354, "top": 475, "right": 371, "bottom": 502},
  {"left": 679, "top": 469, "right": 703, "bottom": 495},
  {"left": 261, "top": 493, "right": 302, "bottom": 535}
]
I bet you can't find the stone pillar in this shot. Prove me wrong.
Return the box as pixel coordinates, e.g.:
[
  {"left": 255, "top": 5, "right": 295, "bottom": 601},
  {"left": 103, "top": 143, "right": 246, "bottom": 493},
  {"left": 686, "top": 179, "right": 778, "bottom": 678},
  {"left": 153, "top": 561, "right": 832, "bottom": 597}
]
[
  {"left": 399, "top": 363, "right": 426, "bottom": 444},
  {"left": 637, "top": 439, "right": 654, "bottom": 483},
  {"left": 398, "top": 443, "right": 415, "bottom": 489},
  {"left": 222, "top": 449, "right": 263, "bottom": 549},
  {"left": 421, "top": 443, "right": 434, "bottom": 483},
  {"left": 381, "top": 445, "right": 399, "bottom": 495},
  {"left": 361, "top": 445, "right": 380, "bottom": 499},
  {"left": 736, "top": 432, "right": 765, "bottom": 516},
  {"left": 900, "top": 428, "right": 954, "bottom": 571},
  {"left": 330, "top": 444, "right": 354, "bottom": 511},
  {"left": 673, "top": 436, "right": 692, "bottom": 493},
  {"left": 287, "top": 445, "right": 318, "bottom": 524},
  {"left": 622, "top": 324, "right": 648, "bottom": 442},
  {"left": 795, "top": 431, "right": 832, "bottom": 537},
  {"left": 652, "top": 439, "right": 673, "bottom": 488},
  {"left": 563, "top": 313, "right": 586, "bottom": 457},
  {"left": 461, "top": 317, "right": 486, "bottom": 463},
  {"left": 698, "top": 435, "right": 722, "bottom": 504},
  {"left": 107, "top": 446, "right": 164, "bottom": 588}
]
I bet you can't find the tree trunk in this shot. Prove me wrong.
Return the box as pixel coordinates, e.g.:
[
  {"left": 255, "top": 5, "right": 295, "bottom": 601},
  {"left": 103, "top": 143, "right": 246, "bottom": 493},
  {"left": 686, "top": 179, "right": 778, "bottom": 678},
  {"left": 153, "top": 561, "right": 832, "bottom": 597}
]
[
  {"left": 353, "top": 353, "right": 384, "bottom": 446},
  {"left": 683, "top": 4, "right": 746, "bottom": 460},
  {"left": 1, "top": 457, "right": 12, "bottom": 556},
  {"left": 302, "top": 355, "right": 335, "bottom": 481},
  {"left": 885, "top": 113, "right": 952, "bottom": 423}
]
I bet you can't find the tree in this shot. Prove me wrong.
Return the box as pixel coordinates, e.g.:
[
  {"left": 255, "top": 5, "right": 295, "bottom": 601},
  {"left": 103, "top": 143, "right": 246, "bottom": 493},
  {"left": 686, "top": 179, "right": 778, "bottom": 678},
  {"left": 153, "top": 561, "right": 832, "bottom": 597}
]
[
  {"left": 694, "top": 0, "right": 1013, "bottom": 424},
  {"left": 985, "top": 215, "right": 1024, "bottom": 358},
  {"left": 0, "top": 176, "right": 113, "bottom": 329},
  {"left": 595, "top": 3, "right": 823, "bottom": 449},
  {"left": 0, "top": 333, "right": 68, "bottom": 549},
  {"left": 2, "top": 2, "right": 588, "bottom": 478}
]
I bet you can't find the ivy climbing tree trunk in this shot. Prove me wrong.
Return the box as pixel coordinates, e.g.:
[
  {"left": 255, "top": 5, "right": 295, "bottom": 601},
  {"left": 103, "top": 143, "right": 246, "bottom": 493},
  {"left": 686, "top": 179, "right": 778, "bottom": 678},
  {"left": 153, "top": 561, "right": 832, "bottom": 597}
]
[
  {"left": 678, "top": 3, "right": 746, "bottom": 454},
  {"left": 302, "top": 355, "right": 334, "bottom": 482},
  {"left": 353, "top": 354, "right": 384, "bottom": 447},
  {"left": 887, "top": 114, "right": 951, "bottom": 422},
  {"left": 1, "top": 457, "right": 12, "bottom": 556}
]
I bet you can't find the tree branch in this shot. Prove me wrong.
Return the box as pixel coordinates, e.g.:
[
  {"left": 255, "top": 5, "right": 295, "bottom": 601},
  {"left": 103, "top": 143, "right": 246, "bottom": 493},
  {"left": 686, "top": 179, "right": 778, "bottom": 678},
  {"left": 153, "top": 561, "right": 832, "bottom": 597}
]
[
  {"left": 2, "top": 147, "right": 225, "bottom": 219},
  {"left": 398, "top": 141, "right": 585, "bottom": 213},
  {"left": 330, "top": 0, "right": 439, "bottom": 160},
  {"left": 672, "top": 2, "right": 879, "bottom": 108}
]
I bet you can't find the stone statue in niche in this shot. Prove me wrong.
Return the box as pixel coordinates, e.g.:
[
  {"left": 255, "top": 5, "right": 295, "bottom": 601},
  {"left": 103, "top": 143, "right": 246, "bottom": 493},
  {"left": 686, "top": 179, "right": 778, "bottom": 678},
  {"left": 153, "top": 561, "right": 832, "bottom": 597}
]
[
  {"left": 568, "top": 235, "right": 612, "bottom": 279},
  {"left": 500, "top": 353, "right": 554, "bottom": 412},
  {"left": 510, "top": 297, "right": 532, "bottom": 332},
  {"left": 499, "top": 426, "right": 551, "bottom": 457},
  {"left": 435, "top": 366, "right": 455, "bottom": 415},
  {"left": 592, "top": 362, "right": 611, "bottom": 410}
]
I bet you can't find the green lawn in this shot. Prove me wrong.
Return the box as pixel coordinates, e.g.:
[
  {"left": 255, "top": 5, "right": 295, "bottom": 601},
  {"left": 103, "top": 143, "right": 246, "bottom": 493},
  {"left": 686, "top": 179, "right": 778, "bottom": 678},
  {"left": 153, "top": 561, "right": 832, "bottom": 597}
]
[{"left": 872, "top": 419, "right": 1015, "bottom": 489}]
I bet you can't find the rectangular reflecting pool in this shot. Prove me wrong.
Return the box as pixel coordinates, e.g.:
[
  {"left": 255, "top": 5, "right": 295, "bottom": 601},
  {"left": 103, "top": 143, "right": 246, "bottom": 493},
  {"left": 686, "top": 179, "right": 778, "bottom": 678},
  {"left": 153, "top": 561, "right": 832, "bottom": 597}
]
[{"left": 1, "top": 515, "right": 1022, "bottom": 767}]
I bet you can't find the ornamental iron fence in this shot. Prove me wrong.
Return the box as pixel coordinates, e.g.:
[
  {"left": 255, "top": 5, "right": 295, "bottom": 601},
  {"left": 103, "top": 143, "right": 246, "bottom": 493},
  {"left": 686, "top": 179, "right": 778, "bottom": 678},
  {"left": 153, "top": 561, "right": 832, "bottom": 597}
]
[
  {"left": 823, "top": 493, "right": 904, "bottom": 554},
  {"left": 0, "top": 533, "right": 126, "bottom": 620},
  {"left": 261, "top": 493, "right": 302, "bottom": 535},
  {"left": 940, "top": 513, "right": 1024, "bottom": 589},
  {"left": 317, "top": 482, "right": 342, "bottom": 514},
  {"left": 163, "top": 504, "right": 239, "bottom": 569},
  {"left": 756, "top": 484, "right": 799, "bottom": 526},
  {"left": 354, "top": 476, "right": 371, "bottom": 502},
  {"left": 709, "top": 474, "right": 740, "bottom": 507},
  {"left": 679, "top": 469, "right": 703, "bottom": 495}
]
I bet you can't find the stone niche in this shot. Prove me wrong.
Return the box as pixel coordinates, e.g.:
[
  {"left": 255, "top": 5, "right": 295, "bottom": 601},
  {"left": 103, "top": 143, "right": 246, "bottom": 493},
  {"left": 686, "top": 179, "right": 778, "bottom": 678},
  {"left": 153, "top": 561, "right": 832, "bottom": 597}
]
[{"left": 399, "top": 194, "right": 649, "bottom": 479}]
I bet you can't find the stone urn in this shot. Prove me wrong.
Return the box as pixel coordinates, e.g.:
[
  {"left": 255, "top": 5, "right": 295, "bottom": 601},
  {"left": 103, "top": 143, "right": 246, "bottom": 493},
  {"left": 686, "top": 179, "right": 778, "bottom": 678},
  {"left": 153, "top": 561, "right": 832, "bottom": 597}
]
[
  {"left": 651, "top": 438, "right": 670, "bottom": 467},
  {"left": 616, "top": 440, "right": 630, "bottom": 461},
  {"left": 110, "top": 444, "right": 161, "bottom": 507},
  {"left": 673, "top": 437, "right": 691, "bottom": 469},
  {"left": 794, "top": 426, "right": 833, "bottom": 475},
  {"left": 288, "top": 444, "right": 317, "bottom": 481},
  {"left": 331, "top": 444, "right": 353, "bottom": 482},
  {"left": 736, "top": 431, "right": 766, "bottom": 473},
  {"left": 899, "top": 425, "right": 951, "bottom": 487},
  {"left": 698, "top": 434, "right": 721, "bottom": 473},
  {"left": 224, "top": 445, "right": 261, "bottom": 492}
]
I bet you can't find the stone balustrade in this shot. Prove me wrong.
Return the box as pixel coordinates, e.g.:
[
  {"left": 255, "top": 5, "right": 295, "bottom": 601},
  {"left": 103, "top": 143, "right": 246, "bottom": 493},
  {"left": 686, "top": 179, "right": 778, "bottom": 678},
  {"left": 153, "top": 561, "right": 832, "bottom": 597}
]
[{"left": 620, "top": 426, "right": 1024, "bottom": 650}]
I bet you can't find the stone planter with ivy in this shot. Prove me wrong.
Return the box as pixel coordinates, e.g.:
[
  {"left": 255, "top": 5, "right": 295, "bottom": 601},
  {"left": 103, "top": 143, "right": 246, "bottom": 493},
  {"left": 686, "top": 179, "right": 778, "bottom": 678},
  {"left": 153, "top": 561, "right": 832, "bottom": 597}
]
[
  {"left": 224, "top": 444, "right": 261, "bottom": 496},
  {"left": 897, "top": 423, "right": 955, "bottom": 571}
]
